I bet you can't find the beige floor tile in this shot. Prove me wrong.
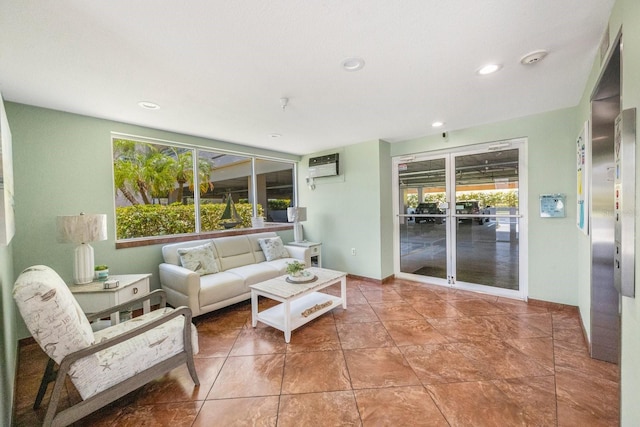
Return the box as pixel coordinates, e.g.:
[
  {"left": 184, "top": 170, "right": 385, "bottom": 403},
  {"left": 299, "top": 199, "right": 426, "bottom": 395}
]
[
  {"left": 207, "top": 354, "right": 285, "bottom": 399},
  {"left": 278, "top": 391, "right": 362, "bottom": 427},
  {"left": 12, "top": 276, "right": 620, "bottom": 426},
  {"left": 344, "top": 347, "right": 420, "bottom": 389},
  {"left": 354, "top": 386, "right": 448, "bottom": 427},
  {"left": 193, "top": 397, "right": 278, "bottom": 427},
  {"left": 336, "top": 321, "right": 395, "bottom": 349},
  {"left": 281, "top": 350, "right": 351, "bottom": 394}
]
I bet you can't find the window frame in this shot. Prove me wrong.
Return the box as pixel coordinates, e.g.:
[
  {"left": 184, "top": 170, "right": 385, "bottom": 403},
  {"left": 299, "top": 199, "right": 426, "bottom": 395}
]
[{"left": 111, "top": 133, "right": 297, "bottom": 248}]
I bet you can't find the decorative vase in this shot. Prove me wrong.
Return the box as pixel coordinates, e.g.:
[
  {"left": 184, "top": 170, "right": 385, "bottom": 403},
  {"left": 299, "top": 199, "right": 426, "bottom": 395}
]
[
  {"left": 95, "top": 269, "right": 109, "bottom": 281},
  {"left": 288, "top": 271, "right": 302, "bottom": 280}
]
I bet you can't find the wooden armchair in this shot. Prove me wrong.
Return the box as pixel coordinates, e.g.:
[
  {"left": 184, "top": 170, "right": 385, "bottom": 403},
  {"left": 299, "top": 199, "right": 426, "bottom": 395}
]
[{"left": 13, "top": 265, "right": 199, "bottom": 427}]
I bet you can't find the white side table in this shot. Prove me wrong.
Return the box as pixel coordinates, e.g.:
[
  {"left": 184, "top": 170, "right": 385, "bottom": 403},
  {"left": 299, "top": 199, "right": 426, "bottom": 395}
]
[
  {"left": 287, "top": 241, "right": 322, "bottom": 267},
  {"left": 70, "top": 274, "right": 151, "bottom": 325}
]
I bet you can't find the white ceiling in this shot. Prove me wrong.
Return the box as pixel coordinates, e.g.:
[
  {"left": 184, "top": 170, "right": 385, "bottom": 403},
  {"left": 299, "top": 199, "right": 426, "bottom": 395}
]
[{"left": 0, "top": 1, "right": 614, "bottom": 155}]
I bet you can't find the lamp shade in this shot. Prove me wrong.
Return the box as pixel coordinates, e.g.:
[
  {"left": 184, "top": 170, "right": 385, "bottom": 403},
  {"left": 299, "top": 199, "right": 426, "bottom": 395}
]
[
  {"left": 56, "top": 213, "right": 107, "bottom": 244},
  {"left": 287, "top": 207, "right": 307, "bottom": 223}
]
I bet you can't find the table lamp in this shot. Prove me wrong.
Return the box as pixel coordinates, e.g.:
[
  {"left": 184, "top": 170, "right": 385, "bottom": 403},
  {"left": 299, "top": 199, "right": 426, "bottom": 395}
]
[
  {"left": 56, "top": 213, "right": 107, "bottom": 284},
  {"left": 287, "top": 207, "right": 307, "bottom": 243}
]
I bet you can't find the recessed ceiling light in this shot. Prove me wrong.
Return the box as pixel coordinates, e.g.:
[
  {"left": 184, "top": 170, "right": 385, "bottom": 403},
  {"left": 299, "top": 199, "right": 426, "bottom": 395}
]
[
  {"left": 342, "top": 57, "right": 365, "bottom": 72},
  {"left": 138, "top": 101, "right": 160, "bottom": 110},
  {"left": 477, "top": 64, "right": 502, "bottom": 75},
  {"left": 269, "top": 133, "right": 281, "bottom": 138},
  {"left": 520, "top": 50, "right": 548, "bottom": 65},
  {"left": 432, "top": 121, "right": 445, "bottom": 128}
]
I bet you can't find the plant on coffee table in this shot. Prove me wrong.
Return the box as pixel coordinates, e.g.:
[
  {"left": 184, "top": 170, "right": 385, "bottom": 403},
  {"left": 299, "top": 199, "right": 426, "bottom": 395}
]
[{"left": 286, "top": 260, "right": 305, "bottom": 277}]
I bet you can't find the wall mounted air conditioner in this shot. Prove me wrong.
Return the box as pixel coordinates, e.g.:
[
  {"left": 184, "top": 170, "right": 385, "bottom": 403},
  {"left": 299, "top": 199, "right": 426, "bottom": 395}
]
[{"left": 308, "top": 153, "right": 339, "bottom": 178}]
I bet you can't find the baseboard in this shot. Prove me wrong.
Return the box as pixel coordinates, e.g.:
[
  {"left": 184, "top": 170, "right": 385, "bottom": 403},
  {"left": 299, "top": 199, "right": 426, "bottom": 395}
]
[
  {"left": 346, "top": 273, "right": 395, "bottom": 285},
  {"left": 527, "top": 298, "right": 579, "bottom": 313}
]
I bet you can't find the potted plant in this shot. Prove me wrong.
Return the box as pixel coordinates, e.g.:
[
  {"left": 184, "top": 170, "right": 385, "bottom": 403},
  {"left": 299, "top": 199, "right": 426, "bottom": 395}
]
[
  {"left": 95, "top": 265, "right": 109, "bottom": 281},
  {"left": 286, "top": 260, "right": 305, "bottom": 278}
]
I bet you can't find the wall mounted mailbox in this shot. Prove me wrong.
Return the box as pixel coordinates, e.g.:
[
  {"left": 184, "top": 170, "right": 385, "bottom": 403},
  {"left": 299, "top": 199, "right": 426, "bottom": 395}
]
[{"left": 539, "top": 194, "right": 566, "bottom": 218}]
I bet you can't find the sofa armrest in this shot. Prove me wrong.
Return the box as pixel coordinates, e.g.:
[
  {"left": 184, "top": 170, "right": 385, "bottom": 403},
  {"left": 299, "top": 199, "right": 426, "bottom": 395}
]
[
  {"left": 284, "top": 245, "right": 311, "bottom": 267},
  {"left": 159, "top": 263, "right": 200, "bottom": 313}
]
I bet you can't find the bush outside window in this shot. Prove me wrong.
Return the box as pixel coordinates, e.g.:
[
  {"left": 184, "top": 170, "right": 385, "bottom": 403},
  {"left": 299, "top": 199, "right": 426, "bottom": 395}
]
[{"left": 113, "top": 136, "right": 295, "bottom": 240}]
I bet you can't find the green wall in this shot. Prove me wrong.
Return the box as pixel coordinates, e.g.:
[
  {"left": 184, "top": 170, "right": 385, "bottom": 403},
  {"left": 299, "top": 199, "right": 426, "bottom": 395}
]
[
  {"left": 0, "top": 243, "right": 15, "bottom": 426},
  {"left": 6, "top": 2, "right": 639, "bottom": 421},
  {"left": 570, "top": 0, "right": 640, "bottom": 423},
  {"left": 391, "top": 108, "right": 579, "bottom": 304},
  {"left": 5, "top": 102, "right": 299, "bottom": 340},
  {"left": 0, "top": 92, "right": 16, "bottom": 425},
  {"left": 573, "top": 0, "right": 640, "bottom": 424},
  {"left": 298, "top": 140, "right": 393, "bottom": 280}
]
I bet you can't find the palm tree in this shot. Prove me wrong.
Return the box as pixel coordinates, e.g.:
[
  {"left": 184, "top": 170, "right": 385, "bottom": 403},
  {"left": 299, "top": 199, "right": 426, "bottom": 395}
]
[
  {"left": 165, "top": 148, "right": 213, "bottom": 204},
  {"left": 114, "top": 140, "right": 214, "bottom": 205},
  {"left": 113, "top": 139, "right": 149, "bottom": 205}
]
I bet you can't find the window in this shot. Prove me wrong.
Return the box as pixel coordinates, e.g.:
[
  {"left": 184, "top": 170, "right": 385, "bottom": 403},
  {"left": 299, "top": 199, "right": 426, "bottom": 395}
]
[{"left": 112, "top": 135, "right": 296, "bottom": 241}]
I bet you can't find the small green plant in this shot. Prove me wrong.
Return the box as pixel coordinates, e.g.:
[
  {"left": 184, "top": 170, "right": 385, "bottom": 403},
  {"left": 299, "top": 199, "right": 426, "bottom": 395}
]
[
  {"left": 286, "top": 261, "right": 305, "bottom": 276},
  {"left": 95, "top": 265, "right": 109, "bottom": 271}
]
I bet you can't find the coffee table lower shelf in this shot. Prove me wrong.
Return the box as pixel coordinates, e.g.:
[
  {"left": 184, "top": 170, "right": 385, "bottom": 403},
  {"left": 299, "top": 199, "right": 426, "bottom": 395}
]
[
  {"left": 250, "top": 267, "right": 347, "bottom": 342},
  {"left": 255, "top": 292, "right": 342, "bottom": 339}
]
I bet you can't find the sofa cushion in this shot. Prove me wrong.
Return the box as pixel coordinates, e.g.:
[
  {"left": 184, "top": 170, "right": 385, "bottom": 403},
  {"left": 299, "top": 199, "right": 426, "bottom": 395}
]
[
  {"left": 162, "top": 239, "right": 216, "bottom": 266},
  {"left": 246, "top": 232, "right": 279, "bottom": 263},
  {"left": 264, "top": 257, "right": 303, "bottom": 275},
  {"left": 212, "top": 235, "right": 256, "bottom": 270},
  {"left": 225, "top": 263, "right": 281, "bottom": 287},
  {"left": 257, "top": 236, "right": 290, "bottom": 261},
  {"left": 199, "top": 272, "right": 247, "bottom": 306},
  {"left": 177, "top": 242, "right": 219, "bottom": 276}
]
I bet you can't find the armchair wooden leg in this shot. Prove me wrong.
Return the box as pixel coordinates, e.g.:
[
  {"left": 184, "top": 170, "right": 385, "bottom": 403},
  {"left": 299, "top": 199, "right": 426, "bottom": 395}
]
[
  {"left": 185, "top": 355, "right": 200, "bottom": 386},
  {"left": 34, "top": 358, "right": 56, "bottom": 410}
]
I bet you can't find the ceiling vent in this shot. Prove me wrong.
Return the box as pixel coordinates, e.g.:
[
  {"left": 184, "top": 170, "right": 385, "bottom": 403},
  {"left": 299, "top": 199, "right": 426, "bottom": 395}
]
[{"left": 520, "top": 50, "right": 548, "bottom": 65}]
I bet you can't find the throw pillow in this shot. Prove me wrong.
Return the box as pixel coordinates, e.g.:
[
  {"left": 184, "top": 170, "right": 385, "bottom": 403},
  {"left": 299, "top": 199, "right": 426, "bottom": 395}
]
[
  {"left": 258, "top": 237, "right": 290, "bottom": 261},
  {"left": 177, "top": 242, "right": 219, "bottom": 276}
]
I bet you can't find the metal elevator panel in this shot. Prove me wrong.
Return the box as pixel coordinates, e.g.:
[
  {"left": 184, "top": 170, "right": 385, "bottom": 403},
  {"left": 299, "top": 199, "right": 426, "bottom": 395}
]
[
  {"left": 590, "top": 39, "right": 621, "bottom": 364},
  {"left": 613, "top": 108, "right": 636, "bottom": 297}
]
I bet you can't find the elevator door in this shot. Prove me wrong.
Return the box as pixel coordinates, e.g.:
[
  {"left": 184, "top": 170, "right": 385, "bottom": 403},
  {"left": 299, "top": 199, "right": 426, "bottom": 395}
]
[
  {"left": 394, "top": 139, "right": 527, "bottom": 299},
  {"left": 589, "top": 37, "right": 621, "bottom": 363}
]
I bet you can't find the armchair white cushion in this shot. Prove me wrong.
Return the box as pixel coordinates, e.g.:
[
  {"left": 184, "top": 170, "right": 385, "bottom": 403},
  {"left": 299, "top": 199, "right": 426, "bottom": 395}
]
[{"left": 13, "top": 265, "right": 199, "bottom": 427}]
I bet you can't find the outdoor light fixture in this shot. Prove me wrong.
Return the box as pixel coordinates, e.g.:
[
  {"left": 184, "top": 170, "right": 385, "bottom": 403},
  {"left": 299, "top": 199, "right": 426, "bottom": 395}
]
[
  {"left": 56, "top": 213, "right": 107, "bottom": 284},
  {"left": 287, "top": 207, "right": 307, "bottom": 243}
]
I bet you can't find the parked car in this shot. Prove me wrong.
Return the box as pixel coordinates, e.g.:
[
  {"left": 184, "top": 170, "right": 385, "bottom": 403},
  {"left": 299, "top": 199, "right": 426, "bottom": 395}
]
[
  {"left": 415, "top": 202, "right": 444, "bottom": 224},
  {"left": 455, "top": 200, "right": 484, "bottom": 224},
  {"left": 456, "top": 200, "right": 491, "bottom": 225},
  {"left": 406, "top": 206, "right": 416, "bottom": 222}
]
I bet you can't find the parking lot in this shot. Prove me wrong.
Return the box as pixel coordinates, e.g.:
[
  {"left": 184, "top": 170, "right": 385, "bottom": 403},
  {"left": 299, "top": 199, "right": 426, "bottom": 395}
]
[{"left": 399, "top": 217, "right": 519, "bottom": 290}]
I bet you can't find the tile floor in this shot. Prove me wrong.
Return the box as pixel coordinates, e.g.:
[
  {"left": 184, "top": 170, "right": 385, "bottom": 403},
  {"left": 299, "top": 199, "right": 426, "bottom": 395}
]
[{"left": 13, "top": 277, "right": 620, "bottom": 426}]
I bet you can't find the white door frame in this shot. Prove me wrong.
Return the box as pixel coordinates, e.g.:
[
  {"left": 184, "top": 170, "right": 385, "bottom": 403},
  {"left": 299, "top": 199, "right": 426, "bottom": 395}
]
[{"left": 392, "top": 138, "right": 528, "bottom": 300}]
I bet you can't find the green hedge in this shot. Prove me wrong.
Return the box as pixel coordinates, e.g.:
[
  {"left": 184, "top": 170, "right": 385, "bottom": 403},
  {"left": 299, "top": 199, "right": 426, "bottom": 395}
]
[
  {"left": 267, "top": 199, "right": 291, "bottom": 210},
  {"left": 406, "top": 191, "right": 519, "bottom": 208},
  {"left": 116, "top": 203, "right": 264, "bottom": 239}
]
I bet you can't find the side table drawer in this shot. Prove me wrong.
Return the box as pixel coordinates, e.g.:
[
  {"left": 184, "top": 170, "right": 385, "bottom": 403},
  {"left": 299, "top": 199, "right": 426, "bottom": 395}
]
[
  {"left": 310, "top": 246, "right": 320, "bottom": 255},
  {"left": 116, "top": 281, "right": 150, "bottom": 306}
]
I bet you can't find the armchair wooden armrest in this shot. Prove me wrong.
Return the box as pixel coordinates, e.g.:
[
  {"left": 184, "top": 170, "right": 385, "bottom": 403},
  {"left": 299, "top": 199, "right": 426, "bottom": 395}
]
[{"left": 42, "top": 305, "right": 198, "bottom": 427}]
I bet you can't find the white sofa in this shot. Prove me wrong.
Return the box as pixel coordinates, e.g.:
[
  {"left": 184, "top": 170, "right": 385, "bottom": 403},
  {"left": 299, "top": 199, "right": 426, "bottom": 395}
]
[{"left": 159, "top": 232, "right": 310, "bottom": 317}]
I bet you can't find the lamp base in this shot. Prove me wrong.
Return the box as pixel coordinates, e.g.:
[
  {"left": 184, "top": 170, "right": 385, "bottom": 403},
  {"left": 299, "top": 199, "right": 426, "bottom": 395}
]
[
  {"left": 74, "top": 243, "right": 95, "bottom": 284},
  {"left": 293, "top": 222, "right": 304, "bottom": 243}
]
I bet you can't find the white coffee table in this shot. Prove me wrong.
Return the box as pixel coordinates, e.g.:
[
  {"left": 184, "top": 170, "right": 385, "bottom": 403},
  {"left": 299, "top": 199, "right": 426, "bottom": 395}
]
[{"left": 250, "top": 267, "right": 347, "bottom": 342}]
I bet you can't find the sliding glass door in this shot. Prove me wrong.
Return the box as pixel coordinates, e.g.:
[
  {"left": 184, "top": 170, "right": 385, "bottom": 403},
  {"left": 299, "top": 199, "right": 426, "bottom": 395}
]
[
  {"left": 394, "top": 139, "right": 527, "bottom": 298},
  {"left": 397, "top": 156, "right": 449, "bottom": 283}
]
